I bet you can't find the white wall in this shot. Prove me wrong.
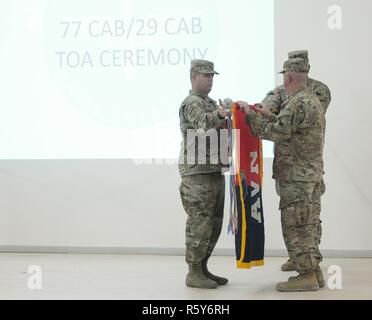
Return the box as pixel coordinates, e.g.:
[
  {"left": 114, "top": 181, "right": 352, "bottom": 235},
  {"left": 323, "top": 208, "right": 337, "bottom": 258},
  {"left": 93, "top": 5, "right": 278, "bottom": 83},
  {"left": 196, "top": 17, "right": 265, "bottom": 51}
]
[
  {"left": 1, "top": 0, "right": 372, "bottom": 255},
  {"left": 0, "top": 160, "right": 282, "bottom": 252},
  {"left": 273, "top": 0, "right": 372, "bottom": 252}
]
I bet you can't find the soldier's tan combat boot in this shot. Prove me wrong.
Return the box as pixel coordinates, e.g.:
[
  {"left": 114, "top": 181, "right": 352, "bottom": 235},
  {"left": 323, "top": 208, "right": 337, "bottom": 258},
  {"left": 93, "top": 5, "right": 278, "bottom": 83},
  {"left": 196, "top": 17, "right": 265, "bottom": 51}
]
[
  {"left": 281, "top": 259, "right": 296, "bottom": 271},
  {"left": 315, "top": 267, "right": 325, "bottom": 288},
  {"left": 186, "top": 264, "right": 218, "bottom": 289},
  {"left": 202, "top": 258, "right": 228, "bottom": 285},
  {"left": 288, "top": 267, "right": 326, "bottom": 288},
  {"left": 276, "top": 271, "right": 319, "bottom": 292}
]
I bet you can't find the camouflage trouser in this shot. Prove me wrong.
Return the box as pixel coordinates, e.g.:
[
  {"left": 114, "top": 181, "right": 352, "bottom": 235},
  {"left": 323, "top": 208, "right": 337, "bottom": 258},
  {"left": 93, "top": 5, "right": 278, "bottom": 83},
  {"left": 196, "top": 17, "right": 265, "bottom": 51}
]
[
  {"left": 276, "top": 180, "right": 323, "bottom": 274},
  {"left": 179, "top": 173, "right": 225, "bottom": 266},
  {"left": 314, "top": 179, "right": 325, "bottom": 257}
]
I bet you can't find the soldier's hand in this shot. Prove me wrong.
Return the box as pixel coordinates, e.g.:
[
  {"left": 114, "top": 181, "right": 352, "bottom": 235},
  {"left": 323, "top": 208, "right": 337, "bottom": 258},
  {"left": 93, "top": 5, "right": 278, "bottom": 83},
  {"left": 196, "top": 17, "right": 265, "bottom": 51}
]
[
  {"left": 237, "top": 100, "right": 253, "bottom": 115},
  {"left": 255, "top": 103, "right": 273, "bottom": 118},
  {"left": 218, "top": 106, "right": 228, "bottom": 119},
  {"left": 258, "top": 102, "right": 280, "bottom": 115},
  {"left": 254, "top": 103, "right": 269, "bottom": 111}
]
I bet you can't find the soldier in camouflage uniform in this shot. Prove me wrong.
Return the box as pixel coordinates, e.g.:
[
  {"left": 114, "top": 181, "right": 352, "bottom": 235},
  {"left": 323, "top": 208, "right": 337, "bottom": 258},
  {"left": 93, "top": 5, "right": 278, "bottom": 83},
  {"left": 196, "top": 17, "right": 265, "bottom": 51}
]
[
  {"left": 262, "top": 50, "right": 331, "bottom": 274},
  {"left": 239, "top": 58, "right": 325, "bottom": 291},
  {"left": 178, "top": 59, "right": 228, "bottom": 289},
  {"left": 263, "top": 50, "right": 331, "bottom": 115}
]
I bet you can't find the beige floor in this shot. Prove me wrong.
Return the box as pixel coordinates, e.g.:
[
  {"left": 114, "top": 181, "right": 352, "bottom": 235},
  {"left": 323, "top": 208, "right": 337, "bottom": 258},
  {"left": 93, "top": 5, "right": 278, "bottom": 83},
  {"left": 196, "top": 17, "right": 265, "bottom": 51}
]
[{"left": 0, "top": 253, "right": 371, "bottom": 300}]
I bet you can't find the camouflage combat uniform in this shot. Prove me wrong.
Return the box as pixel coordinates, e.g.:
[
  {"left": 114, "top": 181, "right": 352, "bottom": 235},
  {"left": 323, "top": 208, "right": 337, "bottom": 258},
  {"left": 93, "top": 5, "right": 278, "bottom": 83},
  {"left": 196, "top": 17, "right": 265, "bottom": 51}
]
[
  {"left": 262, "top": 79, "right": 331, "bottom": 115},
  {"left": 262, "top": 77, "right": 330, "bottom": 266},
  {"left": 178, "top": 90, "right": 226, "bottom": 266},
  {"left": 246, "top": 88, "right": 325, "bottom": 274},
  {"left": 263, "top": 49, "right": 331, "bottom": 115}
]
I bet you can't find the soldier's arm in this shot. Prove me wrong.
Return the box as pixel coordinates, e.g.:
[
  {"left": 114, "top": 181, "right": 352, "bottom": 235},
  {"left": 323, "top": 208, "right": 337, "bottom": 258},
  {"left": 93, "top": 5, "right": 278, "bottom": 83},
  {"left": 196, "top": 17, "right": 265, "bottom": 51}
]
[
  {"left": 245, "top": 104, "right": 295, "bottom": 143},
  {"left": 262, "top": 86, "right": 285, "bottom": 115},
  {"left": 184, "top": 101, "right": 225, "bottom": 131},
  {"left": 218, "top": 119, "right": 228, "bottom": 129},
  {"left": 313, "top": 84, "right": 331, "bottom": 113}
]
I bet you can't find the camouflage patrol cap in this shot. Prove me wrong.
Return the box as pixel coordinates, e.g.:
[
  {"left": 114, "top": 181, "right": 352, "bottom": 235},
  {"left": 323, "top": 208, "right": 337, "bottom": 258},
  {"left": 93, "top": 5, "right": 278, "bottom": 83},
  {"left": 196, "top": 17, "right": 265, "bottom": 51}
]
[
  {"left": 190, "top": 59, "right": 219, "bottom": 75},
  {"left": 279, "top": 58, "right": 309, "bottom": 74},
  {"left": 288, "top": 50, "right": 309, "bottom": 62}
]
